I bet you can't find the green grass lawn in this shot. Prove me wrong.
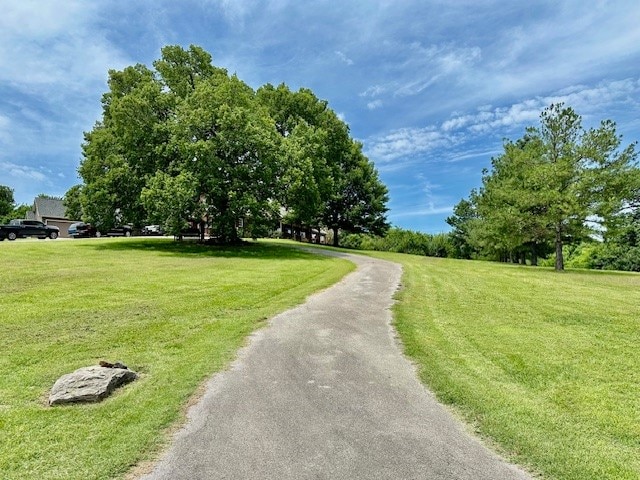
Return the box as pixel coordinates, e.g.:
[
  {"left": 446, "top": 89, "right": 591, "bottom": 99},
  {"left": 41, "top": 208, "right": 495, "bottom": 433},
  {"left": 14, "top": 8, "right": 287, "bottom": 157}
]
[
  {"left": 363, "top": 251, "right": 639, "bottom": 480},
  {"left": 0, "top": 238, "right": 354, "bottom": 480},
  {"left": 3, "top": 239, "right": 638, "bottom": 480}
]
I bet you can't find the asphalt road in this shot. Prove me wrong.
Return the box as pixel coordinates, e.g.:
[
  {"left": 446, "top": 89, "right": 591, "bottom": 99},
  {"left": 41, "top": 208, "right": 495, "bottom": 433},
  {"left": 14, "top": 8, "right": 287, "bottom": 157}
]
[{"left": 139, "top": 250, "right": 531, "bottom": 480}]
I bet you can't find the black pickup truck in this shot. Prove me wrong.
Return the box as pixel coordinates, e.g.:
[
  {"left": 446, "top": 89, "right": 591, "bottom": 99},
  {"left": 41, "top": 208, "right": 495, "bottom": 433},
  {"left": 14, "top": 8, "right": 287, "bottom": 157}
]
[{"left": 0, "top": 219, "right": 60, "bottom": 241}]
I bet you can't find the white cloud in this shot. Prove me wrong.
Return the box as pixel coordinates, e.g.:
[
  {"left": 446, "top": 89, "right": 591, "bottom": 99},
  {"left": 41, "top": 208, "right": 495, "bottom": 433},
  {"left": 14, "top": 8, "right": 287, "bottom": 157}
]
[
  {"left": 367, "top": 100, "right": 383, "bottom": 110},
  {"left": 446, "top": 148, "right": 502, "bottom": 163},
  {"left": 215, "top": 0, "right": 253, "bottom": 27},
  {"left": 392, "top": 42, "right": 481, "bottom": 96},
  {"left": 386, "top": 178, "right": 454, "bottom": 220}
]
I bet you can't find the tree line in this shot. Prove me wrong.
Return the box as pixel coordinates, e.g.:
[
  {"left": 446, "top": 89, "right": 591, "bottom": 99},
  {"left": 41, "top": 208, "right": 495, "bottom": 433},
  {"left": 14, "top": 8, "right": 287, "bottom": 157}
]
[{"left": 66, "top": 45, "right": 389, "bottom": 245}]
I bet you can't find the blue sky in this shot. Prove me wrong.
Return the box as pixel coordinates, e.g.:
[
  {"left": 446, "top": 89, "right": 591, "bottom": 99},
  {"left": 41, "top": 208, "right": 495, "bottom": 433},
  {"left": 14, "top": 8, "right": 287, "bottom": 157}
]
[{"left": 1, "top": 1, "right": 639, "bottom": 232}]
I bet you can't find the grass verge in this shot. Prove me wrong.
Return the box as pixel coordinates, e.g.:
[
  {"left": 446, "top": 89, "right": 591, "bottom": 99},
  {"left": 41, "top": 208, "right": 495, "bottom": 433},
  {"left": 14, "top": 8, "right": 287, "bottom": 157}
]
[
  {"left": 0, "top": 238, "right": 353, "bottom": 480},
  {"left": 362, "top": 251, "right": 639, "bottom": 480}
]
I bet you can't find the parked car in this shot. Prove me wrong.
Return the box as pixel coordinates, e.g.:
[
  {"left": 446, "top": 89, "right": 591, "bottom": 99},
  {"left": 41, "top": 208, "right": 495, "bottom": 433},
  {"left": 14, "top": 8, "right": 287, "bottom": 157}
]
[
  {"left": 68, "top": 222, "right": 97, "bottom": 238},
  {"left": 98, "top": 225, "right": 133, "bottom": 237},
  {"left": 0, "top": 219, "right": 59, "bottom": 240},
  {"left": 174, "top": 227, "right": 201, "bottom": 240},
  {"left": 141, "top": 224, "right": 165, "bottom": 236}
]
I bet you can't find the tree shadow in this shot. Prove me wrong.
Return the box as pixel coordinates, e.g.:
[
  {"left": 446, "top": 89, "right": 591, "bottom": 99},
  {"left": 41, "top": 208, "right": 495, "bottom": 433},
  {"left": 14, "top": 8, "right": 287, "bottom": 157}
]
[{"left": 73, "top": 238, "right": 333, "bottom": 261}]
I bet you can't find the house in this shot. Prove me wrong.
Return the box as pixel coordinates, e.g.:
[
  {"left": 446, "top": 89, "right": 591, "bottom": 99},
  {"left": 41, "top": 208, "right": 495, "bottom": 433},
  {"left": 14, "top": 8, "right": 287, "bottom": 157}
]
[{"left": 26, "top": 197, "right": 76, "bottom": 238}]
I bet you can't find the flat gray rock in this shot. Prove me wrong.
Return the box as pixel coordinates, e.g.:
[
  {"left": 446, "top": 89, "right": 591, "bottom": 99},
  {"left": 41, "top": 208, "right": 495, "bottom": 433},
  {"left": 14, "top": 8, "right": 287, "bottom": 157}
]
[{"left": 49, "top": 366, "right": 137, "bottom": 405}]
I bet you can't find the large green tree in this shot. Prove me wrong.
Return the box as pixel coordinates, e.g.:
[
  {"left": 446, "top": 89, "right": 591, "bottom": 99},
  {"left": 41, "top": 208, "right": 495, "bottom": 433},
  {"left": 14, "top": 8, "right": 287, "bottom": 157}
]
[
  {"left": 258, "top": 83, "right": 389, "bottom": 246},
  {"left": 163, "top": 74, "right": 282, "bottom": 242},
  {"left": 79, "top": 45, "right": 388, "bottom": 244},
  {"left": 474, "top": 135, "right": 554, "bottom": 265},
  {"left": 453, "top": 104, "right": 639, "bottom": 270},
  {"left": 322, "top": 139, "right": 389, "bottom": 246},
  {"left": 534, "top": 104, "right": 638, "bottom": 269},
  {"left": 257, "top": 84, "right": 338, "bottom": 236}
]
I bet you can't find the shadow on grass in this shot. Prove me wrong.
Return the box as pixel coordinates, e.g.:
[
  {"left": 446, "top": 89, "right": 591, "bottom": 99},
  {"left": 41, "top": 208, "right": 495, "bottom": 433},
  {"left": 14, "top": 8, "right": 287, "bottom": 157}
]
[{"left": 73, "top": 238, "right": 333, "bottom": 261}]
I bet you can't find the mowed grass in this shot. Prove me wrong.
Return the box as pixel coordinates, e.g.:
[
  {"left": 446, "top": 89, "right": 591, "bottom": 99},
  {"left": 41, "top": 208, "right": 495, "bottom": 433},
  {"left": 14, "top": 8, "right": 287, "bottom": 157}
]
[
  {"left": 0, "top": 238, "right": 354, "bottom": 480},
  {"left": 365, "top": 251, "right": 640, "bottom": 480}
]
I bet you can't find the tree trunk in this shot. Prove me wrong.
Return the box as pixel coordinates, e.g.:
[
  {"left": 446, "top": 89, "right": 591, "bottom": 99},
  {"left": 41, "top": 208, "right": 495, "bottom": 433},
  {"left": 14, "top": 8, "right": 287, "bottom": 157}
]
[
  {"left": 555, "top": 225, "right": 564, "bottom": 271},
  {"left": 332, "top": 227, "right": 339, "bottom": 247},
  {"left": 531, "top": 245, "right": 538, "bottom": 266}
]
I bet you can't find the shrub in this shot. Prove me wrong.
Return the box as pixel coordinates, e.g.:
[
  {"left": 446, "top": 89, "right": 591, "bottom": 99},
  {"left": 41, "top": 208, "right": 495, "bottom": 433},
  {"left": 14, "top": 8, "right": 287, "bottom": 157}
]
[{"left": 339, "top": 228, "right": 454, "bottom": 258}]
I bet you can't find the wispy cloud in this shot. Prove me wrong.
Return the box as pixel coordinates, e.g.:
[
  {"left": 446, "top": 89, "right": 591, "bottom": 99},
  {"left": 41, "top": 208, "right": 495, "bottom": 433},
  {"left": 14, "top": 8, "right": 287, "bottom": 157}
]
[
  {"left": 391, "top": 205, "right": 454, "bottom": 218},
  {"left": 443, "top": 78, "right": 640, "bottom": 134},
  {"left": 0, "top": 114, "right": 10, "bottom": 144},
  {"left": 0, "top": 2, "right": 128, "bottom": 94},
  {"left": 0, "top": 161, "right": 48, "bottom": 182},
  {"left": 335, "top": 51, "right": 354, "bottom": 66},
  {"left": 367, "top": 78, "right": 640, "bottom": 167},
  {"left": 359, "top": 41, "right": 482, "bottom": 104},
  {"left": 360, "top": 85, "right": 386, "bottom": 98},
  {"left": 388, "top": 179, "right": 454, "bottom": 219},
  {"left": 366, "top": 127, "right": 455, "bottom": 164}
]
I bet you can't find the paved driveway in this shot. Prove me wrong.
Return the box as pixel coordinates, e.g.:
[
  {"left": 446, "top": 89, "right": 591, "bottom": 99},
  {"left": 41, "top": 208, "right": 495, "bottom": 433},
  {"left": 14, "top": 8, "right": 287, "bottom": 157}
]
[{"left": 140, "top": 250, "right": 531, "bottom": 480}]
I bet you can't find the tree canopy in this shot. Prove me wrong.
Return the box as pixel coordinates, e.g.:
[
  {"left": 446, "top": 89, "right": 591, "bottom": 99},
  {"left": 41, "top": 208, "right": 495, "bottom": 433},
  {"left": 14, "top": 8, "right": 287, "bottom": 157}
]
[{"left": 73, "top": 45, "right": 388, "bottom": 244}]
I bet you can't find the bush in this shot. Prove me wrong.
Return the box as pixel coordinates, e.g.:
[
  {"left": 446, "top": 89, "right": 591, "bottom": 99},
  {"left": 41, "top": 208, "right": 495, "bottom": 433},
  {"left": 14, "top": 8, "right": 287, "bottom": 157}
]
[
  {"left": 340, "top": 233, "right": 365, "bottom": 250},
  {"left": 591, "top": 244, "right": 640, "bottom": 272},
  {"left": 339, "top": 228, "right": 454, "bottom": 258},
  {"left": 542, "top": 241, "right": 640, "bottom": 272}
]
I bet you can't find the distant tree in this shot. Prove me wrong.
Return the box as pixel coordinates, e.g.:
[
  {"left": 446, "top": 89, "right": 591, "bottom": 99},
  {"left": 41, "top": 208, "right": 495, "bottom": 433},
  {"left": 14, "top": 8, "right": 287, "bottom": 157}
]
[
  {"left": 446, "top": 196, "right": 480, "bottom": 259},
  {"left": 36, "top": 193, "right": 63, "bottom": 200},
  {"left": 63, "top": 185, "right": 84, "bottom": 220},
  {"left": 12, "top": 204, "right": 31, "bottom": 220},
  {"left": 340, "top": 228, "right": 453, "bottom": 257},
  {"left": 0, "top": 185, "right": 14, "bottom": 218},
  {"left": 0, "top": 187, "right": 31, "bottom": 225}
]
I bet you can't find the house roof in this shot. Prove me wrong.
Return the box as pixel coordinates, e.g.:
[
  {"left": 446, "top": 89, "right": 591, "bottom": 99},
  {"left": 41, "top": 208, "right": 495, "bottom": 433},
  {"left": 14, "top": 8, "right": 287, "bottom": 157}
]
[{"left": 34, "top": 197, "right": 67, "bottom": 219}]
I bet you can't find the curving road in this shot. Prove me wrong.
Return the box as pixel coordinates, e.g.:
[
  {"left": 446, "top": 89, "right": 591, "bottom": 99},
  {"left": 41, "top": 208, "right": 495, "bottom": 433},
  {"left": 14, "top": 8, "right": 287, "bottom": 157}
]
[{"left": 139, "top": 250, "right": 531, "bottom": 480}]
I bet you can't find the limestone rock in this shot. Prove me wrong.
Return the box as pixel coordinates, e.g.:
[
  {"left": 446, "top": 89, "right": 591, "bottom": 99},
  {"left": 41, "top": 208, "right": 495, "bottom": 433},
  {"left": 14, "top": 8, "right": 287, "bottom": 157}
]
[{"left": 49, "top": 366, "right": 137, "bottom": 406}]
